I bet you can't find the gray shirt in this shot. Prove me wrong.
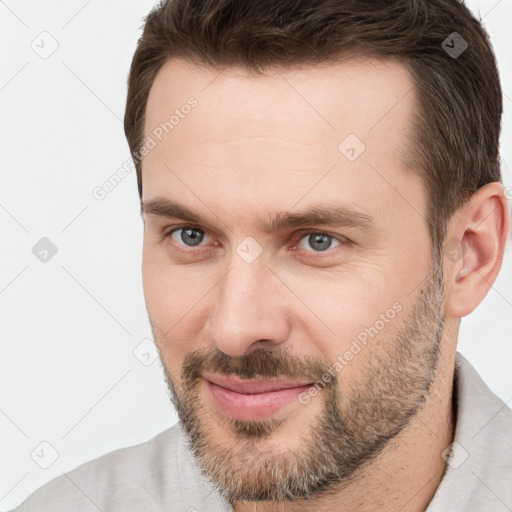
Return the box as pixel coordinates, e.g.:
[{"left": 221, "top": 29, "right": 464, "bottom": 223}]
[{"left": 13, "top": 353, "right": 512, "bottom": 511}]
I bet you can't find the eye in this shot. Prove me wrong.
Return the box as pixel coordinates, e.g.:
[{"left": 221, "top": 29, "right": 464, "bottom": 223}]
[
  {"left": 164, "top": 226, "right": 349, "bottom": 257},
  {"left": 296, "top": 231, "right": 343, "bottom": 252},
  {"left": 168, "top": 226, "right": 210, "bottom": 247}
]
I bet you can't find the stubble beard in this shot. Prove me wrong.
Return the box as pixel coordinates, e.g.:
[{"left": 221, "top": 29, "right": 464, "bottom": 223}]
[{"left": 158, "top": 260, "right": 446, "bottom": 502}]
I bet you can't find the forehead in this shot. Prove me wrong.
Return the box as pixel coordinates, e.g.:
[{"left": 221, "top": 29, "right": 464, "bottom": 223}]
[
  {"left": 142, "top": 56, "right": 422, "bottom": 228},
  {"left": 144, "top": 56, "right": 416, "bottom": 145},
  {"left": 145, "top": 54, "right": 415, "bottom": 125}
]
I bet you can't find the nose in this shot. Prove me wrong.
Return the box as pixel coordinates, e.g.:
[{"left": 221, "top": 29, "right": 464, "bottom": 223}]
[{"left": 207, "top": 253, "right": 291, "bottom": 357}]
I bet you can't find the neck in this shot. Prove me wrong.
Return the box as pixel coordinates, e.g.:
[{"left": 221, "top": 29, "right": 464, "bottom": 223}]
[{"left": 233, "top": 351, "right": 456, "bottom": 512}]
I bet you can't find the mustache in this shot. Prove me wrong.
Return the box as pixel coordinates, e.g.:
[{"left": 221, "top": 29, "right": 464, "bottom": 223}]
[{"left": 180, "top": 345, "right": 332, "bottom": 386}]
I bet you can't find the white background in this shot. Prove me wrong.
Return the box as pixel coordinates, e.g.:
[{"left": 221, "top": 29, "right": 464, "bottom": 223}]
[{"left": 0, "top": 1, "right": 510, "bottom": 509}]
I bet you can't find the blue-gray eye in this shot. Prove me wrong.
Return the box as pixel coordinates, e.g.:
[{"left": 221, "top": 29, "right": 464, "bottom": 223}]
[
  {"left": 171, "top": 227, "right": 207, "bottom": 247},
  {"left": 298, "top": 233, "right": 341, "bottom": 252}
]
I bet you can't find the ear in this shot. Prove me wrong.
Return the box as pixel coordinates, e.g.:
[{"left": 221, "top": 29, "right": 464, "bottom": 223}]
[{"left": 444, "top": 182, "right": 511, "bottom": 318}]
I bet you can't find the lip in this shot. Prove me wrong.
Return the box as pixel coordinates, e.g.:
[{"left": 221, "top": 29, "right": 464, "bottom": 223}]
[
  {"left": 202, "top": 374, "right": 314, "bottom": 421},
  {"left": 203, "top": 373, "right": 313, "bottom": 394}
]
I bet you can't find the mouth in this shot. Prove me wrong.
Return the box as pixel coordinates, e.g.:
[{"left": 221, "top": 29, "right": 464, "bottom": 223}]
[{"left": 202, "top": 373, "right": 314, "bottom": 421}]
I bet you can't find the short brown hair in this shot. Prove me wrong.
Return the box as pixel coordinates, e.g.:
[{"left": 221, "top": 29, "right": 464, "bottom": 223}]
[{"left": 124, "top": 0, "right": 502, "bottom": 252}]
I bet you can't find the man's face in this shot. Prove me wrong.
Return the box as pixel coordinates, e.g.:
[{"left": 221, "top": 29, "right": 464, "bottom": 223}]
[{"left": 141, "top": 57, "right": 446, "bottom": 501}]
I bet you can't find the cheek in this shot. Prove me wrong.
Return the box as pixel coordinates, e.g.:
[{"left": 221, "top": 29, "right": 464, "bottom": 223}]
[
  {"left": 286, "top": 265, "right": 406, "bottom": 366},
  {"left": 142, "top": 248, "right": 172, "bottom": 324},
  {"left": 142, "top": 249, "right": 214, "bottom": 361},
  {"left": 142, "top": 241, "right": 192, "bottom": 318}
]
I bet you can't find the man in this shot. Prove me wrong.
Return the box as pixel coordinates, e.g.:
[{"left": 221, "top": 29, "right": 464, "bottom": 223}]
[{"left": 14, "top": 0, "right": 511, "bottom": 510}]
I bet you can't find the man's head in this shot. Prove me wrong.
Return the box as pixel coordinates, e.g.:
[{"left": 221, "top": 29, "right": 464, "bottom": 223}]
[{"left": 124, "top": 0, "right": 510, "bottom": 506}]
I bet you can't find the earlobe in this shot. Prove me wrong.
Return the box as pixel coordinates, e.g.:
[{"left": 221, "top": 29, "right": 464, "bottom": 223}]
[{"left": 444, "top": 183, "right": 511, "bottom": 318}]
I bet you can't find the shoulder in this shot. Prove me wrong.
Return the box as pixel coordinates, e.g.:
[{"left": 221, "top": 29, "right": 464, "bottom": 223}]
[
  {"left": 427, "top": 353, "right": 512, "bottom": 511},
  {"left": 13, "top": 426, "right": 184, "bottom": 511}
]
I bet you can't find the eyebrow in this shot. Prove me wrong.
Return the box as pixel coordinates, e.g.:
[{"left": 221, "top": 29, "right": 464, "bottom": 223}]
[{"left": 141, "top": 197, "right": 375, "bottom": 233}]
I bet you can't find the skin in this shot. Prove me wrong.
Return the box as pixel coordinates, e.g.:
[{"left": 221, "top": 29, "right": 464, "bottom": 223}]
[{"left": 140, "top": 56, "right": 510, "bottom": 511}]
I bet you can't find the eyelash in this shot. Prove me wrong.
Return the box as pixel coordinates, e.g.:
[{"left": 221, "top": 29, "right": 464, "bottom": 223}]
[{"left": 162, "top": 225, "right": 349, "bottom": 258}]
